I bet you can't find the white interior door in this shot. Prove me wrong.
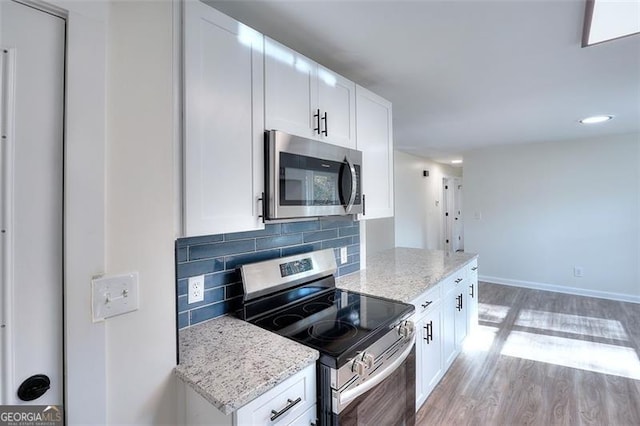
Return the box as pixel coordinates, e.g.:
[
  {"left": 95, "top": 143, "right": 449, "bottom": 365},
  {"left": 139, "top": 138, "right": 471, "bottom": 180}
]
[
  {"left": 452, "top": 179, "right": 464, "bottom": 251},
  {"left": 442, "top": 177, "right": 464, "bottom": 252},
  {"left": 1, "top": 0, "right": 65, "bottom": 405}
]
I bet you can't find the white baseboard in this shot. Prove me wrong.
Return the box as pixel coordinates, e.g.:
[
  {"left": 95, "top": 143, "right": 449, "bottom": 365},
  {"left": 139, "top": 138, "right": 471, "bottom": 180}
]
[{"left": 479, "top": 275, "right": 640, "bottom": 304}]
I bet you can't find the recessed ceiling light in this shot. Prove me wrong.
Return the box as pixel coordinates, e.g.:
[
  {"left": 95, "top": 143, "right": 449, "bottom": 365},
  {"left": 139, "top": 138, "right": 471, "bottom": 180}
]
[
  {"left": 580, "top": 115, "right": 613, "bottom": 124},
  {"left": 451, "top": 159, "right": 463, "bottom": 164}
]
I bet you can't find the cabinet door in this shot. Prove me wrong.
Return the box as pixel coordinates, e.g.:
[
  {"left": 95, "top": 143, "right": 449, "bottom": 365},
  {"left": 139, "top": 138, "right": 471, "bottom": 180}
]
[
  {"left": 467, "top": 261, "right": 479, "bottom": 332},
  {"left": 317, "top": 66, "right": 356, "bottom": 148},
  {"left": 420, "top": 304, "right": 443, "bottom": 401},
  {"left": 414, "top": 314, "right": 426, "bottom": 408},
  {"left": 415, "top": 303, "right": 443, "bottom": 410},
  {"left": 442, "top": 286, "right": 457, "bottom": 369},
  {"left": 454, "top": 279, "right": 468, "bottom": 350},
  {"left": 356, "top": 85, "right": 394, "bottom": 219},
  {"left": 265, "top": 37, "right": 317, "bottom": 139},
  {"left": 184, "top": 2, "right": 264, "bottom": 236}
]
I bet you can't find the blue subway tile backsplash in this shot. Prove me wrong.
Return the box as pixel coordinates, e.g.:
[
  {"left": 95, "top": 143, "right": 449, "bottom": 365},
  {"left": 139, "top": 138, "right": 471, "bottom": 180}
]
[{"left": 176, "top": 218, "right": 360, "bottom": 330}]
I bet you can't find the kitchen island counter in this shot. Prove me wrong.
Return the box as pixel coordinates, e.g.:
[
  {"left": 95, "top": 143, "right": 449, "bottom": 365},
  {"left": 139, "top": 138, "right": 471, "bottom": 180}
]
[
  {"left": 175, "top": 315, "right": 318, "bottom": 415},
  {"left": 336, "top": 247, "right": 477, "bottom": 302}
]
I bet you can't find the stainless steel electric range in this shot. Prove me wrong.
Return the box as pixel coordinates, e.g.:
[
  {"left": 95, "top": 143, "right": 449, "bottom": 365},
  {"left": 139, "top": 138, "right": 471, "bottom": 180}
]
[{"left": 239, "top": 249, "right": 416, "bottom": 426}]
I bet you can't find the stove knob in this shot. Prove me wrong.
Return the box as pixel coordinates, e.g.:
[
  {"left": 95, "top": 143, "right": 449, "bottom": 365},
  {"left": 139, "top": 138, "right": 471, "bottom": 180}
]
[
  {"left": 352, "top": 359, "right": 367, "bottom": 376},
  {"left": 362, "top": 353, "right": 375, "bottom": 369},
  {"left": 398, "top": 320, "right": 415, "bottom": 339}
]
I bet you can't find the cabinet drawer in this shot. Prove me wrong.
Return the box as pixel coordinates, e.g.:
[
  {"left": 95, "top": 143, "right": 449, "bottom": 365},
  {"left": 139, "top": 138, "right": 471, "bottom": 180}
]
[
  {"left": 411, "top": 284, "right": 440, "bottom": 317},
  {"left": 442, "top": 271, "right": 465, "bottom": 293},
  {"left": 236, "top": 364, "right": 316, "bottom": 426},
  {"left": 467, "top": 259, "right": 479, "bottom": 279},
  {"left": 287, "top": 404, "right": 317, "bottom": 426}
]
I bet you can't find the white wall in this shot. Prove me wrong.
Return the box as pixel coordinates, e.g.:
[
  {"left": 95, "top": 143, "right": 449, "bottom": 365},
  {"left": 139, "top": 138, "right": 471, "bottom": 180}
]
[
  {"left": 105, "top": 1, "right": 177, "bottom": 424},
  {"left": 464, "top": 133, "right": 640, "bottom": 301},
  {"left": 394, "top": 150, "right": 462, "bottom": 250},
  {"left": 365, "top": 217, "right": 395, "bottom": 255}
]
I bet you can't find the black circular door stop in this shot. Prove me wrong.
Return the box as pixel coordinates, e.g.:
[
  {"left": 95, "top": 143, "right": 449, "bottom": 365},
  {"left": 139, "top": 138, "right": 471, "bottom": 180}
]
[{"left": 17, "top": 374, "right": 51, "bottom": 401}]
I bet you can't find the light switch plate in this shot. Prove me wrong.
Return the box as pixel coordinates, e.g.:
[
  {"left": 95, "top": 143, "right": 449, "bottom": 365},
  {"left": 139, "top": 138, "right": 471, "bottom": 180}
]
[{"left": 92, "top": 272, "right": 139, "bottom": 322}]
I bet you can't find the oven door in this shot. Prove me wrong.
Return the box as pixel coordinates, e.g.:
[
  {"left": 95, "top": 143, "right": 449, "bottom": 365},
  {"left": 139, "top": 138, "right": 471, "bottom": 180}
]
[
  {"left": 319, "top": 339, "right": 416, "bottom": 426},
  {"left": 266, "top": 130, "right": 362, "bottom": 220}
]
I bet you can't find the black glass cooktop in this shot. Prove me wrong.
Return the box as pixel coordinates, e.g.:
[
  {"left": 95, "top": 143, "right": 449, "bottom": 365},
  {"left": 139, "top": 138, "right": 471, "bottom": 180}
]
[{"left": 247, "top": 286, "right": 414, "bottom": 368}]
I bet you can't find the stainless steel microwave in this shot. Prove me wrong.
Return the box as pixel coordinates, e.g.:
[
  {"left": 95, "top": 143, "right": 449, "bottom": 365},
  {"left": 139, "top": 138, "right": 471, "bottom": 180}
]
[{"left": 265, "top": 130, "right": 363, "bottom": 220}]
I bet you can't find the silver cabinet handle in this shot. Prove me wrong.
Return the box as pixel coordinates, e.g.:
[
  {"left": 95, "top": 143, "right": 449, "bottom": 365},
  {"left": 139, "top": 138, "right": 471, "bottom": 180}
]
[
  {"left": 455, "top": 278, "right": 463, "bottom": 283},
  {"left": 471, "top": 266, "right": 478, "bottom": 271},
  {"left": 421, "top": 300, "right": 432, "bottom": 309},
  {"left": 270, "top": 397, "right": 301, "bottom": 421}
]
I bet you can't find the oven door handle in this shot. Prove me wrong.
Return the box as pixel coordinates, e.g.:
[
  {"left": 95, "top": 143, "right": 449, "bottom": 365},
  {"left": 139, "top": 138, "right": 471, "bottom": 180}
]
[{"left": 339, "top": 336, "right": 415, "bottom": 407}]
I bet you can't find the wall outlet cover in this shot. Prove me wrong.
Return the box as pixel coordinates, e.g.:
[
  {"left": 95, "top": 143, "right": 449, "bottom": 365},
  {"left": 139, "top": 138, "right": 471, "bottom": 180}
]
[
  {"left": 188, "top": 275, "right": 205, "bottom": 304},
  {"left": 340, "top": 247, "right": 348, "bottom": 264}
]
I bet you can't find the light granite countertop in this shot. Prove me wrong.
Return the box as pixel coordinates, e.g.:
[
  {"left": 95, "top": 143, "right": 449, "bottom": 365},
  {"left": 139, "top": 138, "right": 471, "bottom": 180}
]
[
  {"left": 174, "top": 315, "right": 319, "bottom": 415},
  {"left": 336, "top": 248, "right": 478, "bottom": 303}
]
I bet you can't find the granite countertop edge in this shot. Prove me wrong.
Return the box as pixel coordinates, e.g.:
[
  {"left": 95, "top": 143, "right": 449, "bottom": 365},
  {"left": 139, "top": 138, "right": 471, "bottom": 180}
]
[
  {"left": 174, "top": 316, "right": 319, "bottom": 415},
  {"left": 336, "top": 247, "right": 479, "bottom": 303}
]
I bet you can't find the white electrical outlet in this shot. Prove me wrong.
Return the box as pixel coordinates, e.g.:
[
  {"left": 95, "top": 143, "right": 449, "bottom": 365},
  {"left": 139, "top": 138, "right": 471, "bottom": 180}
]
[
  {"left": 188, "top": 275, "right": 205, "bottom": 304},
  {"left": 340, "top": 247, "right": 348, "bottom": 264},
  {"left": 573, "top": 266, "right": 584, "bottom": 278}
]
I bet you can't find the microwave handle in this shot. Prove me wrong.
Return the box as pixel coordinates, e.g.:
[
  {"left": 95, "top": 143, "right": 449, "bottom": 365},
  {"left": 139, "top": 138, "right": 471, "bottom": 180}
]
[{"left": 344, "top": 157, "right": 357, "bottom": 212}]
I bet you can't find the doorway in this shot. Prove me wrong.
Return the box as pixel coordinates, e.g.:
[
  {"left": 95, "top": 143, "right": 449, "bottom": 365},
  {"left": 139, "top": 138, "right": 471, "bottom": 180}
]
[
  {"left": 1, "top": 0, "right": 66, "bottom": 406},
  {"left": 443, "top": 177, "right": 464, "bottom": 252}
]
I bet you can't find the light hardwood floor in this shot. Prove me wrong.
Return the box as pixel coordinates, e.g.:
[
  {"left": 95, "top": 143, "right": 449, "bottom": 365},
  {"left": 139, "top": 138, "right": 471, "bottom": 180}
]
[{"left": 416, "top": 282, "right": 640, "bottom": 425}]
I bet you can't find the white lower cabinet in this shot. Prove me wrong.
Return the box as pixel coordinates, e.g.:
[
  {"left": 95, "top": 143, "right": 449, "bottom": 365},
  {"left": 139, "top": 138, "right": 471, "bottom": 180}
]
[
  {"left": 452, "top": 273, "right": 469, "bottom": 351},
  {"left": 412, "top": 260, "right": 479, "bottom": 411},
  {"left": 467, "top": 259, "right": 479, "bottom": 332},
  {"left": 414, "top": 299, "right": 443, "bottom": 409},
  {"left": 442, "top": 282, "right": 457, "bottom": 370},
  {"left": 183, "top": 364, "right": 316, "bottom": 426}
]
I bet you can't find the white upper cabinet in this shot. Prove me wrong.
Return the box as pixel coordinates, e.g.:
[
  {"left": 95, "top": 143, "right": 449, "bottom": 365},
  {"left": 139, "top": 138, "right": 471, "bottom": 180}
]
[
  {"left": 265, "top": 37, "right": 356, "bottom": 149},
  {"left": 317, "top": 65, "right": 357, "bottom": 148},
  {"left": 356, "top": 85, "right": 394, "bottom": 219},
  {"left": 183, "top": 2, "right": 265, "bottom": 236}
]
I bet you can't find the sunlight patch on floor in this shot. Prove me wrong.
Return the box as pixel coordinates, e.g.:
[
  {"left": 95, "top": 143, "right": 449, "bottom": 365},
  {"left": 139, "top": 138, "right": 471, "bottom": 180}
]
[
  {"left": 514, "top": 309, "right": 629, "bottom": 341},
  {"left": 501, "top": 330, "right": 640, "bottom": 380},
  {"left": 463, "top": 325, "right": 499, "bottom": 352},
  {"left": 478, "top": 303, "right": 510, "bottom": 324}
]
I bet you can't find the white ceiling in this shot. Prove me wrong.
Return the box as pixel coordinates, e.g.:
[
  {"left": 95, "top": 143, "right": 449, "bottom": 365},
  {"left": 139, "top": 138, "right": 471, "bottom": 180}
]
[{"left": 208, "top": 0, "right": 640, "bottom": 163}]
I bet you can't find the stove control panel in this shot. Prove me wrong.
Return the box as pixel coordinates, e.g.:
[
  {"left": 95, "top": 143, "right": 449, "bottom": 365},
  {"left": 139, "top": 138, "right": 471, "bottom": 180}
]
[{"left": 279, "top": 257, "right": 313, "bottom": 277}]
